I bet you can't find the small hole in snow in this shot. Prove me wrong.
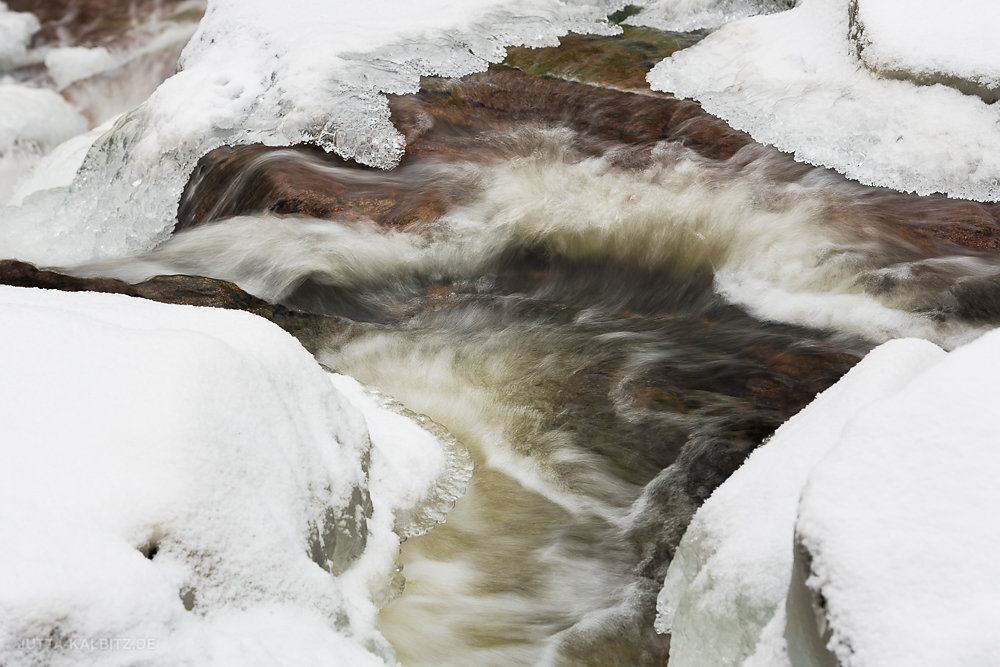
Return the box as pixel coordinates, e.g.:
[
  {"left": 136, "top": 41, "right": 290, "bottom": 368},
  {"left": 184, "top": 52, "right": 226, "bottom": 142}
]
[{"left": 138, "top": 540, "right": 160, "bottom": 560}]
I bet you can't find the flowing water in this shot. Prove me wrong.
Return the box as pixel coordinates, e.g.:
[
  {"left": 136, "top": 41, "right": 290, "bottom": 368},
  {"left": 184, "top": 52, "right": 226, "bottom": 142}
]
[
  {"left": 74, "top": 118, "right": 1000, "bottom": 664},
  {"left": 9, "top": 6, "right": 1000, "bottom": 664}
]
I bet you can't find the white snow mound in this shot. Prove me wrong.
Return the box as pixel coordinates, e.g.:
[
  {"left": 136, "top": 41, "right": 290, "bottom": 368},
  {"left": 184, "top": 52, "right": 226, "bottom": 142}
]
[
  {"left": 657, "top": 327, "right": 1000, "bottom": 665},
  {"left": 648, "top": 0, "right": 1000, "bottom": 201},
  {"left": 0, "top": 2, "right": 39, "bottom": 70},
  {"left": 851, "top": 0, "right": 1000, "bottom": 102},
  {"left": 0, "top": 286, "right": 462, "bottom": 666}
]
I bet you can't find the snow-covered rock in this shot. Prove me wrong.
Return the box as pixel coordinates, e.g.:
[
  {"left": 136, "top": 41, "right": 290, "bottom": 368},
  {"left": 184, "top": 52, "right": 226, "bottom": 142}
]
[
  {"left": 648, "top": 0, "right": 1000, "bottom": 201},
  {"left": 657, "top": 328, "right": 1000, "bottom": 665},
  {"left": 45, "top": 47, "right": 123, "bottom": 91},
  {"left": 0, "top": 285, "right": 464, "bottom": 666},
  {"left": 850, "top": 0, "right": 1000, "bottom": 103},
  {"left": 0, "top": 0, "right": 625, "bottom": 266},
  {"left": 625, "top": 0, "right": 792, "bottom": 32},
  {"left": 0, "top": 85, "right": 88, "bottom": 204},
  {"left": 795, "top": 328, "right": 1000, "bottom": 666},
  {"left": 0, "top": 1, "right": 39, "bottom": 70}
]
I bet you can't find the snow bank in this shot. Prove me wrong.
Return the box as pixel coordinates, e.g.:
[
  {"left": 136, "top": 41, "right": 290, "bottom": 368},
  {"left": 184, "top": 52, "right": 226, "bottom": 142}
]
[
  {"left": 625, "top": 0, "right": 792, "bottom": 32},
  {"left": 0, "top": 285, "right": 464, "bottom": 666},
  {"left": 45, "top": 47, "right": 123, "bottom": 90},
  {"left": 0, "top": 1, "right": 39, "bottom": 70},
  {"left": 0, "top": 85, "right": 88, "bottom": 204},
  {"left": 0, "top": 0, "right": 623, "bottom": 266},
  {"left": 648, "top": 0, "right": 1000, "bottom": 201},
  {"left": 0, "top": 85, "right": 87, "bottom": 154},
  {"left": 656, "top": 338, "right": 945, "bottom": 665},
  {"left": 851, "top": 0, "right": 1000, "bottom": 103},
  {"left": 657, "top": 327, "right": 1000, "bottom": 665},
  {"left": 796, "top": 328, "right": 1000, "bottom": 666}
]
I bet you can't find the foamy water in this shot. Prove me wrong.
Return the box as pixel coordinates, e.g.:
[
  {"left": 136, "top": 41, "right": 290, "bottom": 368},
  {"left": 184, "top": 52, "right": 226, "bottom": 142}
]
[
  {"left": 69, "top": 127, "right": 1000, "bottom": 663},
  {"left": 4, "top": 3, "right": 1000, "bottom": 663}
]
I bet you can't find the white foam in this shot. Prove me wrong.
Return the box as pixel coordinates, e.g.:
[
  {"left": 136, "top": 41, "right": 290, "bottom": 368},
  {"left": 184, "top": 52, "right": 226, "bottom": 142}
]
[{"left": 87, "top": 142, "right": 992, "bottom": 347}]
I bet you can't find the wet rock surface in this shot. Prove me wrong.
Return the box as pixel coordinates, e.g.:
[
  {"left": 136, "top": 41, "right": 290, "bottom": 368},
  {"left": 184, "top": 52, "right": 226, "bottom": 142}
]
[{"left": 0, "top": 259, "right": 342, "bottom": 347}]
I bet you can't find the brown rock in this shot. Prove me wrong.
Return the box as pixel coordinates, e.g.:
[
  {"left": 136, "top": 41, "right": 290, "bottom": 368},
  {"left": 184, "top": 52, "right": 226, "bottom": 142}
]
[{"left": 0, "top": 259, "right": 330, "bottom": 339}]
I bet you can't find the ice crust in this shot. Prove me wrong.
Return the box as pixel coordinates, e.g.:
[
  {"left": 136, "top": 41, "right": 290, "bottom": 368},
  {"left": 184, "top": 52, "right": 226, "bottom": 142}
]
[
  {"left": 648, "top": 0, "right": 1000, "bottom": 201},
  {"left": 657, "top": 329, "right": 1000, "bottom": 665},
  {"left": 625, "top": 0, "right": 793, "bottom": 32},
  {"left": 0, "top": 0, "right": 623, "bottom": 266},
  {"left": 0, "top": 285, "right": 461, "bottom": 666}
]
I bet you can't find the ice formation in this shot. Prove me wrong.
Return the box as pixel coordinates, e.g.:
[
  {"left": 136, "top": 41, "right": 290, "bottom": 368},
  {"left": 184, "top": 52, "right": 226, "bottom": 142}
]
[
  {"left": 624, "top": 0, "right": 793, "bottom": 32},
  {"left": 648, "top": 0, "right": 1000, "bottom": 201},
  {"left": 0, "top": 285, "right": 462, "bottom": 666},
  {"left": 0, "top": 0, "right": 626, "bottom": 266},
  {"left": 657, "top": 330, "right": 1000, "bottom": 665}
]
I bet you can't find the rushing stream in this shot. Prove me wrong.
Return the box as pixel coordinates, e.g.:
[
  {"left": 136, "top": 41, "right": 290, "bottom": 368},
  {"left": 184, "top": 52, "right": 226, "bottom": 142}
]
[
  {"left": 5, "top": 2, "right": 1000, "bottom": 665},
  {"left": 76, "top": 120, "right": 1000, "bottom": 663}
]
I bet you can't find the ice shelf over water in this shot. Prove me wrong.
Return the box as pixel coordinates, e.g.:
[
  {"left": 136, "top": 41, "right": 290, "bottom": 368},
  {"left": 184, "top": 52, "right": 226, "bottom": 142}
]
[
  {"left": 657, "top": 330, "right": 1000, "bottom": 665},
  {"left": 0, "top": 286, "right": 462, "bottom": 666},
  {"left": 0, "top": 0, "right": 628, "bottom": 266},
  {"left": 648, "top": 0, "right": 1000, "bottom": 201}
]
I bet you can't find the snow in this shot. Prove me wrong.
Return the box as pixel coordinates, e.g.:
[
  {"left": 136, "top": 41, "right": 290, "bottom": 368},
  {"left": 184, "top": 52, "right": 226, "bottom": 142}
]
[
  {"left": 0, "top": 85, "right": 88, "bottom": 204},
  {"left": 0, "top": 0, "right": 623, "bottom": 266},
  {"left": 7, "top": 117, "right": 117, "bottom": 207},
  {"left": 796, "top": 327, "right": 1000, "bottom": 665},
  {"left": 657, "top": 328, "right": 1000, "bottom": 665},
  {"left": 0, "top": 2, "right": 39, "bottom": 70},
  {"left": 648, "top": 0, "right": 1000, "bottom": 201},
  {"left": 625, "top": 0, "right": 792, "bottom": 32},
  {"left": 656, "top": 338, "right": 945, "bottom": 665},
  {"left": 852, "top": 0, "right": 1000, "bottom": 102},
  {"left": 0, "top": 285, "right": 464, "bottom": 666},
  {"left": 45, "top": 47, "right": 122, "bottom": 90},
  {"left": 0, "top": 85, "right": 87, "bottom": 153}
]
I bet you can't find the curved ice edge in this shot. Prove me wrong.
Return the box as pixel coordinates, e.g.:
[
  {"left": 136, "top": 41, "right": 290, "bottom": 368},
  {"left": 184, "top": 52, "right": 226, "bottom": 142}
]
[
  {"left": 326, "top": 371, "right": 473, "bottom": 540},
  {"left": 368, "top": 387, "right": 474, "bottom": 540}
]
